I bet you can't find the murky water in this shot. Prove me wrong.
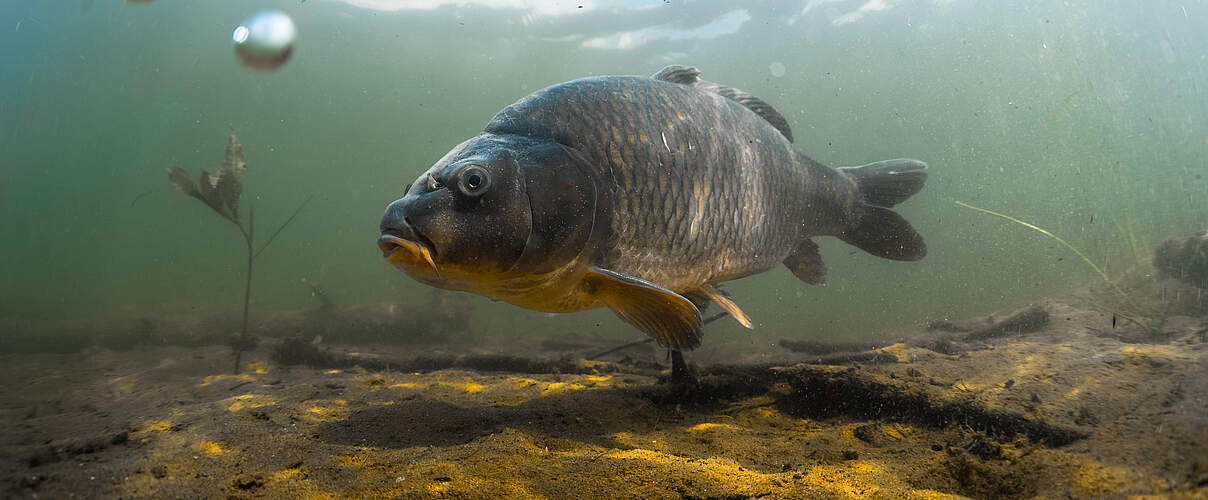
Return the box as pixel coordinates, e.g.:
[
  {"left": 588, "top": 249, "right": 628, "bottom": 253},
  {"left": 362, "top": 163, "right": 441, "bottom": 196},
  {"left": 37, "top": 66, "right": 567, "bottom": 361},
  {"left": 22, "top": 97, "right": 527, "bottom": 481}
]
[
  {"left": 3, "top": 0, "right": 1203, "bottom": 341},
  {"left": 0, "top": 1, "right": 1205, "bottom": 497}
]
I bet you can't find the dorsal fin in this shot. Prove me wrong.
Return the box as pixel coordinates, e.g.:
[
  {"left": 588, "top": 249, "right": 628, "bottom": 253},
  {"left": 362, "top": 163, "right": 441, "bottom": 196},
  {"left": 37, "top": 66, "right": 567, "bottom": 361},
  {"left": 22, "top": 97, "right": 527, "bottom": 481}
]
[{"left": 652, "top": 65, "right": 794, "bottom": 143}]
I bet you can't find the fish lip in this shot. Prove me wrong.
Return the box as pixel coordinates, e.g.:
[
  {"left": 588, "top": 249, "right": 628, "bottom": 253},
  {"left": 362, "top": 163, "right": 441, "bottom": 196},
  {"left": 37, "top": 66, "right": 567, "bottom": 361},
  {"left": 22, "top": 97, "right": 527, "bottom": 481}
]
[
  {"left": 378, "top": 224, "right": 442, "bottom": 279},
  {"left": 377, "top": 233, "right": 433, "bottom": 259},
  {"left": 377, "top": 233, "right": 409, "bottom": 257},
  {"left": 378, "top": 223, "right": 437, "bottom": 260}
]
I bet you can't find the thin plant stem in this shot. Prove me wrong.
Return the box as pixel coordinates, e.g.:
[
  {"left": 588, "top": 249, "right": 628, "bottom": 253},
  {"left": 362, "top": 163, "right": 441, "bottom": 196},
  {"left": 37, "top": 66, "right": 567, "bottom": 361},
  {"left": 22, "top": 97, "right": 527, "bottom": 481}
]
[
  {"left": 955, "top": 200, "right": 1171, "bottom": 337},
  {"left": 955, "top": 200, "right": 1132, "bottom": 305},
  {"left": 586, "top": 311, "right": 729, "bottom": 360},
  {"left": 234, "top": 206, "right": 255, "bottom": 374},
  {"left": 254, "top": 195, "right": 312, "bottom": 260}
]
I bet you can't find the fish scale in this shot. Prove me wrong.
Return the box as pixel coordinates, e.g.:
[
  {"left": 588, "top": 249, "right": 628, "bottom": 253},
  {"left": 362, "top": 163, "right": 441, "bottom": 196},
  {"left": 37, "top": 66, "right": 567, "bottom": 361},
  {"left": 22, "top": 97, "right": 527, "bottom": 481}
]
[{"left": 568, "top": 79, "right": 788, "bottom": 288}]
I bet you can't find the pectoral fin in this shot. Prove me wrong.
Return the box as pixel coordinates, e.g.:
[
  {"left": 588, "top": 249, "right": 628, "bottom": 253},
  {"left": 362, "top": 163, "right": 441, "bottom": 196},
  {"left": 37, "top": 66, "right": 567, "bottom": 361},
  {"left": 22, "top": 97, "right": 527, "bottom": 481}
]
[
  {"left": 583, "top": 267, "right": 702, "bottom": 350},
  {"left": 700, "top": 284, "right": 753, "bottom": 329}
]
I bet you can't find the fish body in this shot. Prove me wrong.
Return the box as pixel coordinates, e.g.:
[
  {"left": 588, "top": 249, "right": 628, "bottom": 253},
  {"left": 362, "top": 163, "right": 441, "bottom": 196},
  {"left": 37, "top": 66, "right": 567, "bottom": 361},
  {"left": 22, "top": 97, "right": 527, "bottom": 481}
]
[{"left": 379, "top": 65, "right": 927, "bottom": 349}]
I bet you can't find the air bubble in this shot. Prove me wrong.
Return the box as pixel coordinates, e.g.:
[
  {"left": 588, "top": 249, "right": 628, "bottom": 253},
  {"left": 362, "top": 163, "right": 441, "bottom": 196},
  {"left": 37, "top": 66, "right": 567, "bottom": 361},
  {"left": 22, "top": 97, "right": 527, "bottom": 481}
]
[
  {"left": 232, "top": 11, "right": 297, "bottom": 72},
  {"left": 769, "top": 62, "right": 786, "bottom": 78}
]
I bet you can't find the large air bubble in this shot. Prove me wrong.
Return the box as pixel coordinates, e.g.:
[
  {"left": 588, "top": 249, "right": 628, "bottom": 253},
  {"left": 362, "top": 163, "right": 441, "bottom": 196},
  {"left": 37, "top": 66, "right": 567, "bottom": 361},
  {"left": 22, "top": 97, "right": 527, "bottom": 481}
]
[{"left": 232, "top": 11, "right": 297, "bottom": 72}]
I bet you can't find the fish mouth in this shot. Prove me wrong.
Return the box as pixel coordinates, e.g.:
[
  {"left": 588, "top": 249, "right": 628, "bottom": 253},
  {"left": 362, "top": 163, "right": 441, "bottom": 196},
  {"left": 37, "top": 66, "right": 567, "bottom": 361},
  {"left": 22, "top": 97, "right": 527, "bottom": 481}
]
[{"left": 378, "top": 228, "right": 440, "bottom": 278}]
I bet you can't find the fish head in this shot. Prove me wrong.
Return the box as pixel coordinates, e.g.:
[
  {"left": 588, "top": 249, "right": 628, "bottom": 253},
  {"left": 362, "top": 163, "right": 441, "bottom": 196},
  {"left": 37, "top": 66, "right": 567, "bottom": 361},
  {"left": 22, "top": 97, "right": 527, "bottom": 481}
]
[{"left": 379, "top": 134, "right": 597, "bottom": 295}]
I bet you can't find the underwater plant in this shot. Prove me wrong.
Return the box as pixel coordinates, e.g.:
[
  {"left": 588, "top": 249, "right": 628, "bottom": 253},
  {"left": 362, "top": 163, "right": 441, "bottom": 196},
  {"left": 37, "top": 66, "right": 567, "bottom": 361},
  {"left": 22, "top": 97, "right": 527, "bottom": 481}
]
[
  {"left": 167, "top": 130, "right": 309, "bottom": 373},
  {"left": 956, "top": 200, "right": 1170, "bottom": 339}
]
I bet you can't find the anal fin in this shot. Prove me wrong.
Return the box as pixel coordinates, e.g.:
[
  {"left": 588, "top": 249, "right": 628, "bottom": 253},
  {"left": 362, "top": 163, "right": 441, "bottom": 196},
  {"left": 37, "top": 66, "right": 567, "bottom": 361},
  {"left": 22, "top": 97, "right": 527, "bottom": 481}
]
[
  {"left": 700, "top": 284, "right": 753, "bottom": 329},
  {"left": 583, "top": 267, "right": 702, "bottom": 350},
  {"left": 784, "top": 238, "right": 827, "bottom": 284}
]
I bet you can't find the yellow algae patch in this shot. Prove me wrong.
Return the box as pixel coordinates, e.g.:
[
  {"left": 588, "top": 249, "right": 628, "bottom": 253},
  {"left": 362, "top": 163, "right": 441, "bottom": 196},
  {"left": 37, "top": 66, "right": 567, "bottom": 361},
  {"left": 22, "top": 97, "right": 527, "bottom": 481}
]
[
  {"left": 247, "top": 361, "right": 270, "bottom": 374},
  {"left": 225, "top": 393, "right": 277, "bottom": 412},
  {"left": 879, "top": 342, "right": 915, "bottom": 362},
  {"left": 199, "top": 373, "right": 255, "bottom": 387},
  {"left": 585, "top": 375, "right": 612, "bottom": 382},
  {"left": 840, "top": 427, "right": 856, "bottom": 440},
  {"left": 687, "top": 422, "right": 740, "bottom": 432},
  {"left": 1118, "top": 344, "right": 1176, "bottom": 357},
  {"left": 138, "top": 419, "right": 172, "bottom": 433},
  {"left": 847, "top": 460, "right": 877, "bottom": 472},
  {"left": 501, "top": 377, "right": 590, "bottom": 394},
  {"left": 305, "top": 400, "right": 350, "bottom": 422},
  {"left": 369, "top": 400, "right": 396, "bottom": 406},
  {"left": 599, "top": 449, "right": 792, "bottom": 493},
  {"left": 1069, "top": 462, "right": 1152, "bottom": 497},
  {"left": 388, "top": 380, "right": 487, "bottom": 393},
  {"left": 541, "top": 381, "right": 586, "bottom": 392},
  {"left": 799, "top": 462, "right": 887, "bottom": 497},
  {"left": 439, "top": 381, "right": 485, "bottom": 393},
  {"left": 196, "top": 441, "right": 224, "bottom": 454},
  {"left": 754, "top": 407, "right": 780, "bottom": 418},
  {"left": 337, "top": 455, "right": 367, "bottom": 467},
  {"left": 605, "top": 448, "right": 679, "bottom": 463},
  {"left": 324, "top": 369, "right": 341, "bottom": 374},
  {"left": 272, "top": 466, "right": 301, "bottom": 480},
  {"left": 507, "top": 377, "right": 541, "bottom": 388},
  {"left": 1117, "top": 345, "right": 1182, "bottom": 368},
  {"left": 907, "top": 490, "right": 966, "bottom": 500},
  {"left": 880, "top": 423, "right": 912, "bottom": 440},
  {"left": 387, "top": 472, "right": 539, "bottom": 498}
]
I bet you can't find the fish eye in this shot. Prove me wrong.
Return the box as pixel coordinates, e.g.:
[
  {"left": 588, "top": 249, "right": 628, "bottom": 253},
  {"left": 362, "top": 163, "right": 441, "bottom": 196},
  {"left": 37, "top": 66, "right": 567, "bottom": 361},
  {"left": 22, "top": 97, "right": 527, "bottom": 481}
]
[{"left": 457, "top": 165, "right": 490, "bottom": 197}]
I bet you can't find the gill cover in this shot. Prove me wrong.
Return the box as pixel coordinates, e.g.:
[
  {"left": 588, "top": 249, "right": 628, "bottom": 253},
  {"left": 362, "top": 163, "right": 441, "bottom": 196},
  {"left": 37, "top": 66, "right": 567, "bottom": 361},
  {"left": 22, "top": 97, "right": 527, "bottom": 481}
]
[{"left": 508, "top": 142, "right": 598, "bottom": 275}]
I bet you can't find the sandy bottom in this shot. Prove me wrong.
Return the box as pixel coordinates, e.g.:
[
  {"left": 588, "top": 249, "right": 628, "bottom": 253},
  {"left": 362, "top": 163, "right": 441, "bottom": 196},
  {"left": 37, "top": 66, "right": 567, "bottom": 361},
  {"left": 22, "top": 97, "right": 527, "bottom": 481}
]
[{"left": 2, "top": 297, "right": 1207, "bottom": 499}]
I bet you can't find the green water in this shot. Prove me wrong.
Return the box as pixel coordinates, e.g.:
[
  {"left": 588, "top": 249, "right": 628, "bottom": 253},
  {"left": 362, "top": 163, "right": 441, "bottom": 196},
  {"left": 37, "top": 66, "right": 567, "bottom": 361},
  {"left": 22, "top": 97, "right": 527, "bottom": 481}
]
[{"left": 1, "top": 0, "right": 1204, "bottom": 345}]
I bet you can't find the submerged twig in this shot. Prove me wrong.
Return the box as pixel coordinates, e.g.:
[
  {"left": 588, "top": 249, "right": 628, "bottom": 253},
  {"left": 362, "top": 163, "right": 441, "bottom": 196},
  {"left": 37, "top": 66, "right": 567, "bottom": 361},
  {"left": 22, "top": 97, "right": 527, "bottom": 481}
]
[{"left": 961, "top": 304, "right": 1050, "bottom": 341}]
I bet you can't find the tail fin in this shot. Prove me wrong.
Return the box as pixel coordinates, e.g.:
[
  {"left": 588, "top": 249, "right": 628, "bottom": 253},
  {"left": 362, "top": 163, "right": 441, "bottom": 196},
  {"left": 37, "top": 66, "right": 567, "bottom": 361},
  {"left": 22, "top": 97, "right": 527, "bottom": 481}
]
[{"left": 838, "top": 159, "right": 928, "bottom": 261}]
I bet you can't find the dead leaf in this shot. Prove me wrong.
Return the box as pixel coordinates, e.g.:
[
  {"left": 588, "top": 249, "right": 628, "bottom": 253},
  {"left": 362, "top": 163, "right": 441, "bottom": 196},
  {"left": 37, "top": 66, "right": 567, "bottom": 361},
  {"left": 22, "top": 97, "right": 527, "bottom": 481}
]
[
  {"left": 217, "top": 130, "right": 246, "bottom": 218},
  {"left": 166, "top": 166, "right": 200, "bottom": 199},
  {"left": 166, "top": 130, "right": 248, "bottom": 225},
  {"left": 198, "top": 170, "right": 235, "bottom": 221}
]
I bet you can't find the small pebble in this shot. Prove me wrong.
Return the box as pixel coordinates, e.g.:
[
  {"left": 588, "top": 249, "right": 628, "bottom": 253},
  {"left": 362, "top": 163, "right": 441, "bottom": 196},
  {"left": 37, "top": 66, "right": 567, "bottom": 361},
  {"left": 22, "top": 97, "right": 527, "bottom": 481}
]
[{"left": 843, "top": 448, "right": 859, "bottom": 460}]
